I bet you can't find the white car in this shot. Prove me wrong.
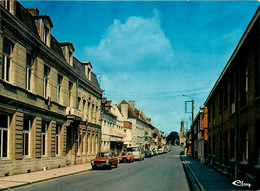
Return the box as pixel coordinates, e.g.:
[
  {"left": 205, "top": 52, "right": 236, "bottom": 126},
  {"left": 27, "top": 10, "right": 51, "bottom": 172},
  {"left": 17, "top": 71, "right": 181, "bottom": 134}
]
[{"left": 158, "top": 148, "right": 163, "bottom": 154}]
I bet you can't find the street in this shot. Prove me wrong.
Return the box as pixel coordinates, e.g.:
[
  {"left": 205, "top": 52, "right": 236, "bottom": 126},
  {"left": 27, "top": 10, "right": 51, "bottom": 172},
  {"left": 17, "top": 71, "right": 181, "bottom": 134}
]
[{"left": 14, "top": 146, "right": 189, "bottom": 191}]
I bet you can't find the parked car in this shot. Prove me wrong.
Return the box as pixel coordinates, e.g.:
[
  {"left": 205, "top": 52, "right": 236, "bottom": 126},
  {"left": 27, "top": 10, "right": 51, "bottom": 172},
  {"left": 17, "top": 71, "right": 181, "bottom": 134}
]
[
  {"left": 91, "top": 151, "right": 118, "bottom": 170},
  {"left": 119, "top": 152, "right": 135, "bottom": 163},
  {"left": 152, "top": 149, "right": 157, "bottom": 156},
  {"left": 144, "top": 150, "right": 153, "bottom": 158},
  {"left": 158, "top": 148, "right": 164, "bottom": 154},
  {"left": 127, "top": 145, "right": 145, "bottom": 160}
]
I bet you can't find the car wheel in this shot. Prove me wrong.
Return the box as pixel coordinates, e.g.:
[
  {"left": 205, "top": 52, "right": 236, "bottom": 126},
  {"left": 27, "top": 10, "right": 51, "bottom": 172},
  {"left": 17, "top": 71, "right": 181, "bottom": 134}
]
[{"left": 92, "top": 166, "right": 96, "bottom": 170}]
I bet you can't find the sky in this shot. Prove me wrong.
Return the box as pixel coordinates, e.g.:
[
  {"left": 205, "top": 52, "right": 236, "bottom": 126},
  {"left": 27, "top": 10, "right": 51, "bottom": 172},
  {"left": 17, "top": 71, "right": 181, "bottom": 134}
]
[{"left": 20, "top": 0, "right": 260, "bottom": 136}]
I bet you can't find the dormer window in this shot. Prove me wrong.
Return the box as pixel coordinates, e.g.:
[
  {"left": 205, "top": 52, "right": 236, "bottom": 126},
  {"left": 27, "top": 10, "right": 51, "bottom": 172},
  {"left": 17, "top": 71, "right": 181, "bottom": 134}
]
[
  {"left": 43, "top": 26, "right": 49, "bottom": 45},
  {"left": 3, "top": 0, "right": 10, "bottom": 11}
]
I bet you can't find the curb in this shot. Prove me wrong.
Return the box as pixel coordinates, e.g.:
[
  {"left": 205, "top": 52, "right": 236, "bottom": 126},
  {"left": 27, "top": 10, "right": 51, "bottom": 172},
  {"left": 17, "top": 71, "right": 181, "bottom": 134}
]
[
  {"left": 0, "top": 168, "right": 93, "bottom": 190},
  {"left": 181, "top": 155, "right": 206, "bottom": 191}
]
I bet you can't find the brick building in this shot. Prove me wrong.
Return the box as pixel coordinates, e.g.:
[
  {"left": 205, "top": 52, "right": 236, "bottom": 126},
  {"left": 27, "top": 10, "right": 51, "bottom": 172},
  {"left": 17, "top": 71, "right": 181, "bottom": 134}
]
[
  {"left": 0, "top": 0, "right": 102, "bottom": 176},
  {"left": 205, "top": 7, "right": 260, "bottom": 187},
  {"left": 190, "top": 106, "right": 208, "bottom": 162}
]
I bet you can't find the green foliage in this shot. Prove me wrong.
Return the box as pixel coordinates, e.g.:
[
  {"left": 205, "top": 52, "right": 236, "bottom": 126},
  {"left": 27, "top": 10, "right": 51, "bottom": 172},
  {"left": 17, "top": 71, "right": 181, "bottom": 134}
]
[{"left": 166, "top": 131, "right": 179, "bottom": 145}]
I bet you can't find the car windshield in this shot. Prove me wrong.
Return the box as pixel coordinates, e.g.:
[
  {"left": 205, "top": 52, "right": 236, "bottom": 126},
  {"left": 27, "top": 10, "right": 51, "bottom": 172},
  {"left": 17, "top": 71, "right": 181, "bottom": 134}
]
[
  {"left": 97, "top": 152, "right": 111, "bottom": 158},
  {"left": 127, "top": 147, "right": 139, "bottom": 152}
]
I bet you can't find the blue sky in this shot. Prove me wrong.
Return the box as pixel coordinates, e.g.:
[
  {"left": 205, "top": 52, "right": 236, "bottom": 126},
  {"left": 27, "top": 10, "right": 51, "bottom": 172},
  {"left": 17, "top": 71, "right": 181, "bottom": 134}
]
[{"left": 21, "top": 0, "right": 260, "bottom": 136}]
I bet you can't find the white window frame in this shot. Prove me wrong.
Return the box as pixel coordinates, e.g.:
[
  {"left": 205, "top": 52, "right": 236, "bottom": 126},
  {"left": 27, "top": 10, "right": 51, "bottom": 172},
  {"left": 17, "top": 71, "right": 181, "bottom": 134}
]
[
  {"left": 57, "top": 74, "right": 63, "bottom": 104},
  {"left": 26, "top": 53, "right": 33, "bottom": 91},
  {"left": 2, "top": 40, "right": 12, "bottom": 82},
  {"left": 43, "top": 65, "right": 50, "bottom": 98},
  {"left": 0, "top": 114, "right": 9, "bottom": 158},
  {"left": 43, "top": 26, "right": 49, "bottom": 45},
  {"left": 56, "top": 124, "right": 61, "bottom": 155},
  {"left": 68, "top": 82, "right": 73, "bottom": 107},
  {"left": 3, "top": 0, "right": 10, "bottom": 11},
  {"left": 41, "top": 122, "right": 48, "bottom": 156},
  {"left": 23, "top": 118, "right": 31, "bottom": 156}
]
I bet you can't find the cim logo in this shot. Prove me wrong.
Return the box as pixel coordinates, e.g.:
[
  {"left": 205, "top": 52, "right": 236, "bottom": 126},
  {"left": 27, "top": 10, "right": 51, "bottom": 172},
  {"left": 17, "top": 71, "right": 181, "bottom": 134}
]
[{"left": 232, "top": 180, "right": 252, "bottom": 188}]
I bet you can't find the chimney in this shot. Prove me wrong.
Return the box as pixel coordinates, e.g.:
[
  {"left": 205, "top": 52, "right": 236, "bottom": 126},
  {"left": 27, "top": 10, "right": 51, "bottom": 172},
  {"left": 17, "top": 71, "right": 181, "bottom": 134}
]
[
  {"left": 128, "top": 100, "right": 135, "bottom": 109},
  {"left": 27, "top": 8, "right": 39, "bottom": 17}
]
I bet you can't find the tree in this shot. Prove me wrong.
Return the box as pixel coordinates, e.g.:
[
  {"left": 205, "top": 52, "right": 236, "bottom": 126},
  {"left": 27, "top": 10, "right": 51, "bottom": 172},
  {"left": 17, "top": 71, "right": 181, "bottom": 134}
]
[{"left": 166, "top": 131, "right": 179, "bottom": 145}]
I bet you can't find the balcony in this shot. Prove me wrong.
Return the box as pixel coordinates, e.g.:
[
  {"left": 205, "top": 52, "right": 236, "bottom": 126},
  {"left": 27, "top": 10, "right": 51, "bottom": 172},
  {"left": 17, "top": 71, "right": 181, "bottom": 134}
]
[{"left": 66, "top": 107, "right": 83, "bottom": 120}]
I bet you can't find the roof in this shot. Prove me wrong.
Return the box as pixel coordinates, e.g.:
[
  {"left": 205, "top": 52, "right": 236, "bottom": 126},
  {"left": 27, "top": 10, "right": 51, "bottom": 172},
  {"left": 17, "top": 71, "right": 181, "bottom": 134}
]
[
  {"left": 59, "top": 42, "right": 75, "bottom": 51},
  {"left": 204, "top": 6, "right": 260, "bottom": 105}
]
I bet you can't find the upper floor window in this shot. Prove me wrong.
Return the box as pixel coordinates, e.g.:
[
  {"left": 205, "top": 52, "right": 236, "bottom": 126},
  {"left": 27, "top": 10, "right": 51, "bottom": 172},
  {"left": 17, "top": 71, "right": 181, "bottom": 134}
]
[
  {"left": 2, "top": 39, "right": 13, "bottom": 82},
  {"left": 43, "top": 26, "right": 49, "bottom": 45},
  {"left": 57, "top": 74, "right": 63, "bottom": 104},
  {"left": 69, "top": 81, "right": 73, "bottom": 107},
  {"left": 43, "top": 65, "right": 50, "bottom": 98},
  {"left": 255, "top": 51, "right": 260, "bottom": 97},
  {"left": 3, "top": 0, "right": 10, "bottom": 11},
  {"left": 240, "top": 64, "right": 248, "bottom": 107},
  {"left": 77, "top": 97, "right": 81, "bottom": 110},
  {"left": 0, "top": 114, "right": 9, "bottom": 158},
  {"left": 26, "top": 53, "right": 33, "bottom": 91}
]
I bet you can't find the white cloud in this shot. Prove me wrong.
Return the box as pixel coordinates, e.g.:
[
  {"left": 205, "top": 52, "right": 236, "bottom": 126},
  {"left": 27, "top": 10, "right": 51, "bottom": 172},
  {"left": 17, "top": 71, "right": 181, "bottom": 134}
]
[{"left": 86, "top": 9, "right": 174, "bottom": 72}]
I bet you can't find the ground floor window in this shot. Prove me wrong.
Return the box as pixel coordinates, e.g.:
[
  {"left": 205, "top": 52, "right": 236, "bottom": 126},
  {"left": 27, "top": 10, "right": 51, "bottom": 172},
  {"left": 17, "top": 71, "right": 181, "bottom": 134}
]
[
  {"left": 56, "top": 124, "right": 61, "bottom": 155},
  {"left": 0, "top": 114, "right": 9, "bottom": 158},
  {"left": 242, "top": 126, "right": 248, "bottom": 161},
  {"left": 23, "top": 118, "right": 31, "bottom": 156},
  {"left": 41, "top": 122, "right": 48, "bottom": 156}
]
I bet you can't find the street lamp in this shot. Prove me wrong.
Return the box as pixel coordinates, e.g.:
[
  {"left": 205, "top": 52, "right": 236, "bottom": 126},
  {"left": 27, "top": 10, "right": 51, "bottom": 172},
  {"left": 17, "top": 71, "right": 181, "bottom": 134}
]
[{"left": 182, "top": 94, "right": 194, "bottom": 122}]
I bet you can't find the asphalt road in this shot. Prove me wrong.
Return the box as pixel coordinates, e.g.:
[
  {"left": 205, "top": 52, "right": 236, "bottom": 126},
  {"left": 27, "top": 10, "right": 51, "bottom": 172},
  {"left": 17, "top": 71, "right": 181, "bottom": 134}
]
[{"left": 14, "top": 146, "right": 189, "bottom": 191}]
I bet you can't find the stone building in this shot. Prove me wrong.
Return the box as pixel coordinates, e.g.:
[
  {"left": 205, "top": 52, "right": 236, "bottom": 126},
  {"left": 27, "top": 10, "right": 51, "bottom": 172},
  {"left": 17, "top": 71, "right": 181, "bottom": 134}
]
[
  {"left": 101, "top": 101, "right": 124, "bottom": 155},
  {"left": 205, "top": 6, "right": 260, "bottom": 187},
  {"left": 0, "top": 0, "right": 102, "bottom": 177}
]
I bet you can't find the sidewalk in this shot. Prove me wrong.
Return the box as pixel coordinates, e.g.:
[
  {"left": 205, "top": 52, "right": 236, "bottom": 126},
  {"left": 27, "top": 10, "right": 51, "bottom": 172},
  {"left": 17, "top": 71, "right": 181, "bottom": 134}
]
[
  {"left": 0, "top": 163, "right": 92, "bottom": 190},
  {"left": 181, "top": 156, "right": 243, "bottom": 190}
]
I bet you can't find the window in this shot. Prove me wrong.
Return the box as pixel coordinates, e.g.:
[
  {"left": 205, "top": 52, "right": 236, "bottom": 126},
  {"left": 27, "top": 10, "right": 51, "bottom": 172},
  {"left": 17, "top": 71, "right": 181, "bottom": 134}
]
[
  {"left": 255, "top": 47, "right": 260, "bottom": 97},
  {"left": 43, "top": 65, "right": 50, "bottom": 98},
  {"left": 3, "top": 0, "right": 10, "bottom": 11},
  {"left": 69, "top": 82, "right": 73, "bottom": 107},
  {"left": 26, "top": 53, "right": 33, "bottom": 91},
  {"left": 23, "top": 119, "right": 31, "bottom": 156},
  {"left": 41, "top": 122, "right": 48, "bottom": 156},
  {"left": 219, "top": 89, "right": 223, "bottom": 114},
  {"left": 69, "top": 51, "right": 73, "bottom": 65},
  {"left": 43, "top": 26, "right": 49, "bottom": 45},
  {"left": 2, "top": 39, "right": 13, "bottom": 82},
  {"left": 240, "top": 63, "right": 248, "bottom": 107},
  {"left": 83, "top": 100, "right": 86, "bottom": 120},
  {"left": 257, "top": 121, "right": 260, "bottom": 164},
  {"left": 230, "top": 72, "right": 236, "bottom": 114},
  {"left": 224, "top": 84, "right": 228, "bottom": 109},
  {"left": 0, "top": 114, "right": 9, "bottom": 158},
  {"left": 230, "top": 129, "right": 235, "bottom": 159},
  {"left": 56, "top": 124, "right": 61, "bottom": 155},
  {"left": 77, "top": 97, "right": 81, "bottom": 109},
  {"left": 57, "top": 74, "right": 63, "bottom": 104},
  {"left": 242, "top": 127, "right": 248, "bottom": 161}
]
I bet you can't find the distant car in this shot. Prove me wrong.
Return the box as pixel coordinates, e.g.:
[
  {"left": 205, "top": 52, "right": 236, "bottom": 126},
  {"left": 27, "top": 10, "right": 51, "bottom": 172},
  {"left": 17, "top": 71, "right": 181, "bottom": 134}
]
[
  {"left": 91, "top": 151, "right": 118, "bottom": 170},
  {"left": 163, "top": 148, "right": 169, "bottom": 153},
  {"left": 119, "top": 152, "right": 134, "bottom": 163},
  {"left": 158, "top": 148, "right": 163, "bottom": 154},
  {"left": 152, "top": 149, "right": 158, "bottom": 156},
  {"left": 144, "top": 150, "right": 152, "bottom": 158}
]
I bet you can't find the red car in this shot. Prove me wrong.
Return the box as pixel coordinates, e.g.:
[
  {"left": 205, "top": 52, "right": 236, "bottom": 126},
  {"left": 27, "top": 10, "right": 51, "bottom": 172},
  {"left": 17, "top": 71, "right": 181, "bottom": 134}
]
[
  {"left": 119, "top": 152, "right": 135, "bottom": 163},
  {"left": 91, "top": 151, "right": 118, "bottom": 169}
]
